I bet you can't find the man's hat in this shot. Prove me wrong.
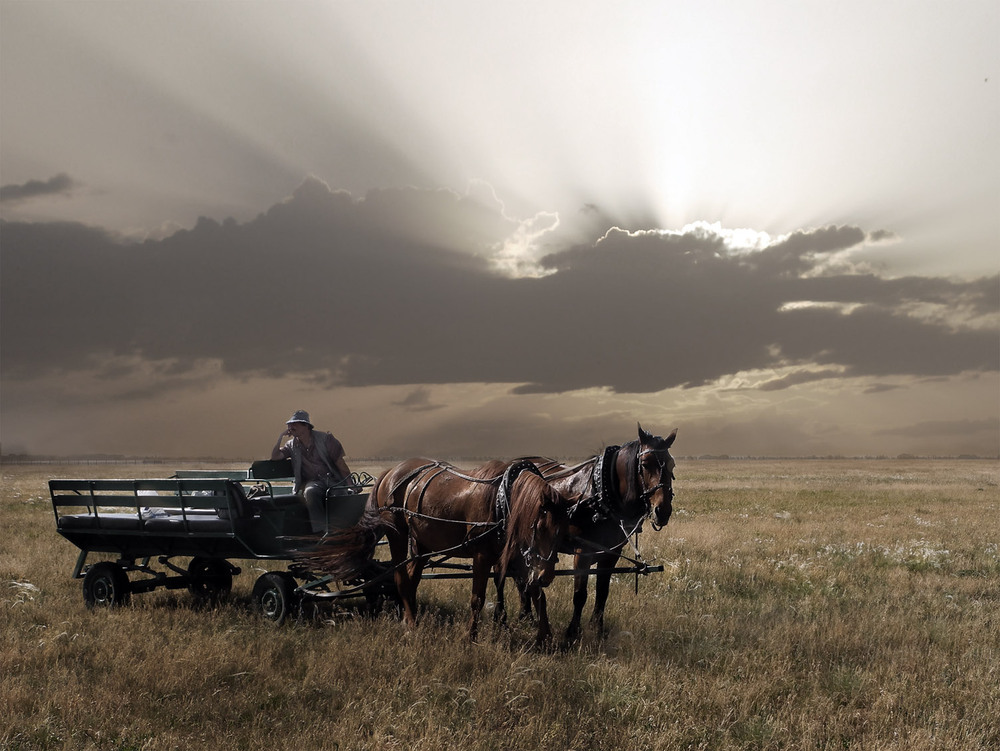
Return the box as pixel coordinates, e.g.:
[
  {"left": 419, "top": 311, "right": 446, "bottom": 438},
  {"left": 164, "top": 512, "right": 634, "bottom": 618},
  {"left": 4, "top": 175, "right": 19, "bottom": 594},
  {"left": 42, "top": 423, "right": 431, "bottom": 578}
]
[{"left": 286, "top": 410, "right": 313, "bottom": 427}]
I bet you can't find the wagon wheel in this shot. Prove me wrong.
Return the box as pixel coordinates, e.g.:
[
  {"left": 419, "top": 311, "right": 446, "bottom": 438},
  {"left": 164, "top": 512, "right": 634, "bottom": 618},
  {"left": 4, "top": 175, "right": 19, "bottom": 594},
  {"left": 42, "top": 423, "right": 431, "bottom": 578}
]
[
  {"left": 187, "top": 557, "right": 233, "bottom": 602},
  {"left": 83, "top": 561, "right": 131, "bottom": 609},
  {"left": 252, "top": 572, "right": 298, "bottom": 625}
]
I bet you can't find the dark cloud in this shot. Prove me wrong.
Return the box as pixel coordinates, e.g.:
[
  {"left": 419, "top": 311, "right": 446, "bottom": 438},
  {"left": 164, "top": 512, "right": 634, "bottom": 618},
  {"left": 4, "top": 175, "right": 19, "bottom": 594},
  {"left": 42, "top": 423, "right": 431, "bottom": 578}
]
[
  {"left": 2, "top": 179, "right": 997, "bottom": 398},
  {"left": 748, "top": 225, "right": 866, "bottom": 277},
  {"left": 0, "top": 173, "right": 78, "bottom": 202}
]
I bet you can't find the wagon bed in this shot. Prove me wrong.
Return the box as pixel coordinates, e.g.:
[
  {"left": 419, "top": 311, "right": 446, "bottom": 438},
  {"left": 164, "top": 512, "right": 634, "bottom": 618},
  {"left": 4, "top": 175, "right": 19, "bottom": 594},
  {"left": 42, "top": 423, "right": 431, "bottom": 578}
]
[{"left": 50, "top": 464, "right": 384, "bottom": 620}]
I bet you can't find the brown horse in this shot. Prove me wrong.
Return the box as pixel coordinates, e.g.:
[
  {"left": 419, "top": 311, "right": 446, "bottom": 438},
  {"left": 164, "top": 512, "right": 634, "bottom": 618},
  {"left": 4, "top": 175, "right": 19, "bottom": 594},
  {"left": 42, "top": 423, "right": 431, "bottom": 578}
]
[
  {"left": 308, "top": 457, "right": 568, "bottom": 642},
  {"left": 522, "top": 424, "right": 677, "bottom": 642}
]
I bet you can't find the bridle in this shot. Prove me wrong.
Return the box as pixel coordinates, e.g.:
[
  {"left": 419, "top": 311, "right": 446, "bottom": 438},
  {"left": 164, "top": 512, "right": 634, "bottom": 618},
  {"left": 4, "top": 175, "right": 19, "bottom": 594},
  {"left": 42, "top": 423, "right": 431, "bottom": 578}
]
[
  {"left": 576, "top": 442, "right": 674, "bottom": 527},
  {"left": 637, "top": 447, "right": 675, "bottom": 530},
  {"left": 521, "top": 499, "right": 563, "bottom": 573}
]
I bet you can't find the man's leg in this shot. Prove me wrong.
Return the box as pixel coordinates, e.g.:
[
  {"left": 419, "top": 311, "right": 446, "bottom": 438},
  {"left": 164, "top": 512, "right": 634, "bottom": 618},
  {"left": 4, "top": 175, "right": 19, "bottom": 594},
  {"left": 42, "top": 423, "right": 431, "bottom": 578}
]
[{"left": 301, "top": 481, "right": 328, "bottom": 534}]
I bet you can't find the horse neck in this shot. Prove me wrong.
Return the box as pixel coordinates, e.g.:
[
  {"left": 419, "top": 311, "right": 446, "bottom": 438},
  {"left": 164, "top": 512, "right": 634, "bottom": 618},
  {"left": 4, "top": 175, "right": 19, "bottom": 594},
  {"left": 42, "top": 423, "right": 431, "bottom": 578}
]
[
  {"left": 533, "top": 450, "right": 645, "bottom": 520},
  {"left": 610, "top": 441, "right": 648, "bottom": 520},
  {"left": 537, "top": 458, "right": 597, "bottom": 501}
]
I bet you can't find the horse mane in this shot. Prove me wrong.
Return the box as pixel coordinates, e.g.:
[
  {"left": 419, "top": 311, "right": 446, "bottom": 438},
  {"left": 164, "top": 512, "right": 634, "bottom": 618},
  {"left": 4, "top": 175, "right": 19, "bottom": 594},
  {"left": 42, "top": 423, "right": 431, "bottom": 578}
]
[
  {"left": 472, "top": 459, "right": 508, "bottom": 483},
  {"left": 619, "top": 439, "right": 642, "bottom": 506},
  {"left": 499, "top": 472, "right": 555, "bottom": 578}
]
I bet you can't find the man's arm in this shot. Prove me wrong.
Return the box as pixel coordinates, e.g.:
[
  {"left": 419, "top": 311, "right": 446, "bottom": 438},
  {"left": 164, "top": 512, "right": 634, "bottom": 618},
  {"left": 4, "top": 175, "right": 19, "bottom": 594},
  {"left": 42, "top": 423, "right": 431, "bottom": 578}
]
[
  {"left": 327, "top": 434, "right": 351, "bottom": 478},
  {"left": 271, "top": 429, "right": 291, "bottom": 460}
]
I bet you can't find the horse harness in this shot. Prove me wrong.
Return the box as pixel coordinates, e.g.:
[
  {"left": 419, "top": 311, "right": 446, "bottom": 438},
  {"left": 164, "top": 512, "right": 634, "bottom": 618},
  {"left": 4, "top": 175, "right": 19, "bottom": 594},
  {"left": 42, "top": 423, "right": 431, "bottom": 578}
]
[
  {"left": 375, "top": 444, "right": 672, "bottom": 562},
  {"left": 567, "top": 442, "right": 671, "bottom": 525},
  {"left": 548, "top": 441, "right": 674, "bottom": 560},
  {"left": 378, "top": 459, "right": 546, "bottom": 561},
  {"left": 493, "top": 459, "right": 544, "bottom": 525}
]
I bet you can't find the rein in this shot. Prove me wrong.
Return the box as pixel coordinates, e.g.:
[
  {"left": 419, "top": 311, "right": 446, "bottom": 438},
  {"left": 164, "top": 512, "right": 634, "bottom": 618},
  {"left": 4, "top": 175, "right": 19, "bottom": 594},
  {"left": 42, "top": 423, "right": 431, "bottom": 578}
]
[
  {"left": 378, "top": 458, "right": 547, "bottom": 562},
  {"left": 638, "top": 447, "right": 674, "bottom": 530},
  {"left": 522, "top": 526, "right": 559, "bottom": 569},
  {"left": 568, "top": 520, "right": 644, "bottom": 560},
  {"left": 382, "top": 461, "right": 503, "bottom": 500},
  {"left": 377, "top": 461, "right": 501, "bottom": 520},
  {"left": 562, "top": 512, "right": 647, "bottom": 560},
  {"left": 569, "top": 443, "right": 648, "bottom": 525},
  {"left": 563, "top": 441, "right": 673, "bottom": 533}
]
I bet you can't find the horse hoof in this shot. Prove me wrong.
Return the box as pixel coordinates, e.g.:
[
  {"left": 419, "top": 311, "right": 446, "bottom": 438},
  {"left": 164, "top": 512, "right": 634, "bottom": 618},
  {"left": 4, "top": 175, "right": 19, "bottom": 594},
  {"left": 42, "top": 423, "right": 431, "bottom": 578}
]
[{"left": 533, "top": 634, "right": 554, "bottom": 651}]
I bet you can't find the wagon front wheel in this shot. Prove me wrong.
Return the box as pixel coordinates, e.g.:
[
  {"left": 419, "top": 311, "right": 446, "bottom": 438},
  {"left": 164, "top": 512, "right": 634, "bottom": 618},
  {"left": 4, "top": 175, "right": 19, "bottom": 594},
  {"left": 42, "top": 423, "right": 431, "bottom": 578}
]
[
  {"left": 83, "top": 562, "right": 131, "bottom": 609},
  {"left": 252, "top": 572, "right": 298, "bottom": 625},
  {"left": 188, "top": 557, "right": 233, "bottom": 602}
]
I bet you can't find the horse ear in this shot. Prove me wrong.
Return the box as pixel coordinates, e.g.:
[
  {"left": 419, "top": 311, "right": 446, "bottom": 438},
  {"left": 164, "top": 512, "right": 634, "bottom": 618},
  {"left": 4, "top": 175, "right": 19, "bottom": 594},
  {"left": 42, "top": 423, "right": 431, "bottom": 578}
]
[
  {"left": 638, "top": 423, "right": 653, "bottom": 443},
  {"left": 663, "top": 428, "right": 678, "bottom": 449}
]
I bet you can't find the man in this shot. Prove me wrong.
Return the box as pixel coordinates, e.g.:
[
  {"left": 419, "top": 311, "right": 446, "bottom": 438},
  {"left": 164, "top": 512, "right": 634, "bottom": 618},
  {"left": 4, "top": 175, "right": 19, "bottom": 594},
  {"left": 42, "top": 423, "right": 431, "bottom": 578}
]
[{"left": 271, "top": 410, "right": 351, "bottom": 533}]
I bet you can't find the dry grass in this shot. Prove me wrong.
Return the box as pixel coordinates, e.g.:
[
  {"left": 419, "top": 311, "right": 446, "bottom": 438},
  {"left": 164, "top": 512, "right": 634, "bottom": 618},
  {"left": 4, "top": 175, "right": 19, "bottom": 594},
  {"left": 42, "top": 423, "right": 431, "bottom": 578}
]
[{"left": 2, "top": 459, "right": 998, "bottom": 750}]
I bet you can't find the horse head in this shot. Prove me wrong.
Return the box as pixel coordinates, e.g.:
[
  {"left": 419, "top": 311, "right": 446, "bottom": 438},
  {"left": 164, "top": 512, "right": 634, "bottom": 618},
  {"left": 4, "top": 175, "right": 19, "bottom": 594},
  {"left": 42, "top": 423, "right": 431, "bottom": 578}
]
[
  {"left": 527, "top": 483, "right": 570, "bottom": 587},
  {"left": 503, "top": 472, "right": 569, "bottom": 589},
  {"left": 635, "top": 424, "right": 677, "bottom": 530}
]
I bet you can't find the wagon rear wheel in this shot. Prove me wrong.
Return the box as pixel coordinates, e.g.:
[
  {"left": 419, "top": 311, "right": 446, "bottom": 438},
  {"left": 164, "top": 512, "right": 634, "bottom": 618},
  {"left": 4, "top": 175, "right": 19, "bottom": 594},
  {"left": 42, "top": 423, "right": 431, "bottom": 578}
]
[
  {"left": 83, "top": 561, "right": 131, "bottom": 609},
  {"left": 252, "top": 572, "right": 298, "bottom": 625},
  {"left": 188, "top": 557, "right": 233, "bottom": 602}
]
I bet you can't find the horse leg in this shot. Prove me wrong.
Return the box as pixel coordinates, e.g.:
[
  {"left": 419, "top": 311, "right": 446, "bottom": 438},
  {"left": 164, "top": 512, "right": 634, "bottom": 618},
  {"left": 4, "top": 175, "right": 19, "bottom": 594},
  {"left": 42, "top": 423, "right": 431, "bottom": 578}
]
[
  {"left": 468, "top": 553, "right": 492, "bottom": 640},
  {"left": 398, "top": 557, "right": 426, "bottom": 628},
  {"left": 564, "top": 555, "right": 592, "bottom": 643},
  {"left": 492, "top": 567, "right": 508, "bottom": 624},
  {"left": 387, "top": 530, "right": 422, "bottom": 627},
  {"left": 363, "top": 559, "right": 394, "bottom": 617},
  {"left": 588, "top": 555, "right": 617, "bottom": 634},
  {"left": 532, "top": 585, "right": 553, "bottom": 647},
  {"left": 518, "top": 582, "right": 534, "bottom": 621},
  {"left": 502, "top": 558, "right": 534, "bottom": 622}
]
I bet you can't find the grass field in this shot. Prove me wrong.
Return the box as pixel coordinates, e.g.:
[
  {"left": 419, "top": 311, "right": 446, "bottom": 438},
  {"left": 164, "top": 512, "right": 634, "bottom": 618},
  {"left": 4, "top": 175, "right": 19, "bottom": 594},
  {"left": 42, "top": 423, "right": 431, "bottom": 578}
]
[{"left": 2, "top": 458, "right": 998, "bottom": 750}]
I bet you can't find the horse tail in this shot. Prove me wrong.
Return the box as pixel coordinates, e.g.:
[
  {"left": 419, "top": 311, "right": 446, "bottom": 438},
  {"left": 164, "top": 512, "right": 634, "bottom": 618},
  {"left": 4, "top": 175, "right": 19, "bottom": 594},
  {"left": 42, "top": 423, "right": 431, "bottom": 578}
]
[{"left": 299, "top": 472, "right": 393, "bottom": 580}]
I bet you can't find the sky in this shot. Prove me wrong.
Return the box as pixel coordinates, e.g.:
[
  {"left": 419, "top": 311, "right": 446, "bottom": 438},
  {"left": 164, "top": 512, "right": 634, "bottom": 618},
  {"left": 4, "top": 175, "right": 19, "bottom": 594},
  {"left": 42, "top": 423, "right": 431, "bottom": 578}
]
[{"left": 1, "top": 0, "right": 998, "bottom": 461}]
